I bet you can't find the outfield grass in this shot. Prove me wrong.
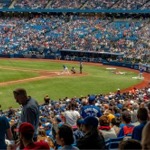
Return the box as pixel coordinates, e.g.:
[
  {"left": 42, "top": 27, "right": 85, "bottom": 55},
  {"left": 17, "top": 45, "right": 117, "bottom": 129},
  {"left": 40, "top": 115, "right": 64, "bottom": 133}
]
[
  {"left": 0, "top": 59, "right": 140, "bottom": 110},
  {"left": 0, "top": 68, "right": 38, "bottom": 82}
]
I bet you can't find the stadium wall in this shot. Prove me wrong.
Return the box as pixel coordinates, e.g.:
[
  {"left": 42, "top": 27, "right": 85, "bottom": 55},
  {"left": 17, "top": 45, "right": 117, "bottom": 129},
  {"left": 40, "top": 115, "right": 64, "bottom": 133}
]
[{"left": 0, "top": 51, "right": 149, "bottom": 73}]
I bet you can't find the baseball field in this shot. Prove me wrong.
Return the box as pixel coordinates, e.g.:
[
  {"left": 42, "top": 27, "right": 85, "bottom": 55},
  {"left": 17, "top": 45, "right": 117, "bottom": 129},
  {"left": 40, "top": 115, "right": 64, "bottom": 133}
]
[{"left": 0, "top": 58, "right": 149, "bottom": 110}]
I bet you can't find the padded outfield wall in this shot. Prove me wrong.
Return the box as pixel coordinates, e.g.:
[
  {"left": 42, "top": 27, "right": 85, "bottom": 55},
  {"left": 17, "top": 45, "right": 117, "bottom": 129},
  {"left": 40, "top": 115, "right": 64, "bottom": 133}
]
[{"left": 0, "top": 51, "right": 149, "bottom": 73}]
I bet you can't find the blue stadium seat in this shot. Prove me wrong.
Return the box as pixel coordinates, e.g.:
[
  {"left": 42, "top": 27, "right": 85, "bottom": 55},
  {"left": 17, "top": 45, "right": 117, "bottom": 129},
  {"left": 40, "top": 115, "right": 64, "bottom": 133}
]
[{"left": 105, "top": 136, "right": 124, "bottom": 150}]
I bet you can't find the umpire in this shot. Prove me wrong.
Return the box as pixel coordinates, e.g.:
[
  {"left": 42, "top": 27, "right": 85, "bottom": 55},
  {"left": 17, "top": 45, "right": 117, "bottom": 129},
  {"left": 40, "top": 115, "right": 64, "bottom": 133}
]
[{"left": 80, "top": 61, "right": 83, "bottom": 74}]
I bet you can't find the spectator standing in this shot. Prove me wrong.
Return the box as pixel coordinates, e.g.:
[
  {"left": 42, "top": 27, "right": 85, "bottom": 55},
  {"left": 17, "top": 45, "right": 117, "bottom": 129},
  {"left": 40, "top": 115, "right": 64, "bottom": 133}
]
[
  {"left": 77, "top": 116, "right": 105, "bottom": 149},
  {"left": 0, "top": 115, "right": 12, "bottom": 149},
  {"left": 13, "top": 88, "right": 39, "bottom": 141},
  {"left": 81, "top": 95, "right": 102, "bottom": 118}
]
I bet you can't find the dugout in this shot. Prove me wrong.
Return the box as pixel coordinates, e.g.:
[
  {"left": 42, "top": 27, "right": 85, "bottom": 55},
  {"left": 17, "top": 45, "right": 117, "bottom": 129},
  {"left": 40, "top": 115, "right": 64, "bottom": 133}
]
[{"left": 60, "top": 49, "right": 123, "bottom": 63}]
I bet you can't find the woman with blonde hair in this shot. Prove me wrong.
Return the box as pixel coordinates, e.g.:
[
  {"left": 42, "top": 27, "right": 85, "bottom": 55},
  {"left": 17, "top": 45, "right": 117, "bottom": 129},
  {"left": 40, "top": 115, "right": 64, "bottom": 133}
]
[{"left": 37, "top": 128, "right": 54, "bottom": 148}]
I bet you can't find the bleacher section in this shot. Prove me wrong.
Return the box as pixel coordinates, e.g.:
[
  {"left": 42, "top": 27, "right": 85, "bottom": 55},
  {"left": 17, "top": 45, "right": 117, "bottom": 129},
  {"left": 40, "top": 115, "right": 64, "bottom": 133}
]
[
  {"left": 0, "top": 1, "right": 149, "bottom": 64},
  {"left": 0, "top": 2, "right": 149, "bottom": 149},
  {"left": 110, "top": 0, "right": 148, "bottom": 10},
  {"left": 0, "top": 0, "right": 149, "bottom": 10},
  {"left": 82, "top": 0, "right": 119, "bottom": 10},
  {"left": 48, "top": 0, "right": 87, "bottom": 9},
  {"left": 0, "top": 13, "right": 149, "bottom": 63},
  {"left": 0, "top": 0, "right": 12, "bottom": 8},
  {"left": 14, "top": 0, "right": 49, "bottom": 9}
]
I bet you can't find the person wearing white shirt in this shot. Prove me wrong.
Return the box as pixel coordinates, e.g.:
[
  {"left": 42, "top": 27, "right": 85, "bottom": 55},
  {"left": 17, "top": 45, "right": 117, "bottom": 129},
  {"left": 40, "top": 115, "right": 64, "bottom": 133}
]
[{"left": 63, "top": 102, "right": 80, "bottom": 127}]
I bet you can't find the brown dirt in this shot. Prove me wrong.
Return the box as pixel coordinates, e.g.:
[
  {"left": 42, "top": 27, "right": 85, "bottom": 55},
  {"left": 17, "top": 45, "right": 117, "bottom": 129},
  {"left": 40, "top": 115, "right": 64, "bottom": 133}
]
[{"left": 0, "top": 58, "right": 149, "bottom": 92}]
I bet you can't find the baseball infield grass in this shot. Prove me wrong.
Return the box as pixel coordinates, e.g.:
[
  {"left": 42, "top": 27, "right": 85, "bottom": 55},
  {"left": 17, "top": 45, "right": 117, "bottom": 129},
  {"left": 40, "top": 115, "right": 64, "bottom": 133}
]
[{"left": 0, "top": 58, "right": 140, "bottom": 110}]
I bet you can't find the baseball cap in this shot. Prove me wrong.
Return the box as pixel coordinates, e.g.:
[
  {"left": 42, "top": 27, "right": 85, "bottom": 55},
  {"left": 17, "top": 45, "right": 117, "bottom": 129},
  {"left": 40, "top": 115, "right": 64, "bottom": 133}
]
[
  {"left": 19, "top": 122, "right": 34, "bottom": 136},
  {"left": 43, "top": 122, "right": 51, "bottom": 129},
  {"left": 81, "top": 116, "right": 98, "bottom": 127},
  {"left": 88, "top": 95, "right": 95, "bottom": 102},
  {"left": 115, "top": 113, "right": 121, "bottom": 117}
]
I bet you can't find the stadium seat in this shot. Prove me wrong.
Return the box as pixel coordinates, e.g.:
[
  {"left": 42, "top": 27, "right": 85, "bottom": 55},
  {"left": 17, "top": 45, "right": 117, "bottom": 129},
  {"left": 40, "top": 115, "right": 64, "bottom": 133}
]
[{"left": 105, "top": 136, "right": 124, "bottom": 150}]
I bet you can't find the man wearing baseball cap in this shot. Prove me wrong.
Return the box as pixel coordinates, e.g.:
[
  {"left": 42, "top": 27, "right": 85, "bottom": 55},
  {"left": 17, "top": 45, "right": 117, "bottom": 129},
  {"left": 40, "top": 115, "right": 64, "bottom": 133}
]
[{"left": 18, "top": 122, "right": 49, "bottom": 149}]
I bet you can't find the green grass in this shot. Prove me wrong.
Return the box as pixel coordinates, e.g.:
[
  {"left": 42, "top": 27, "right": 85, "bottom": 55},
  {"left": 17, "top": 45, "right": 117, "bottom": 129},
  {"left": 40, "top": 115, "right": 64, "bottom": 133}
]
[
  {"left": 0, "top": 68, "right": 38, "bottom": 82},
  {"left": 0, "top": 59, "right": 140, "bottom": 110}
]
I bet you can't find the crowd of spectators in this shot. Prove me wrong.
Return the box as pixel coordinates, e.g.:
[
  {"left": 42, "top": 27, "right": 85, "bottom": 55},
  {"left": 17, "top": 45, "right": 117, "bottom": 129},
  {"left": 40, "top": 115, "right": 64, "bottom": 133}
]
[
  {"left": 109, "top": 0, "right": 148, "bottom": 10},
  {"left": 0, "top": 0, "right": 12, "bottom": 8},
  {"left": 0, "top": 0, "right": 149, "bottom": 10},
  {"left": 0, "top": 83, "right": 150, "bottom": 149},
  {"left": 14, "top": 0, "right": 48, "bottom": 9},
  {"left": 82, "top": 0, "right": 150, "bottom": 10},
  {"left": 83, "top": 0, "right": 119, "bottom": 10},
  {"left": 0, "top": 13, "right": 149, "bottom": 63},
  {"left": 49, "top": 0, "right": 87, "bottom": 9},
  {"left": 141, "top": 1, "right": 150, "bottom": 9}
]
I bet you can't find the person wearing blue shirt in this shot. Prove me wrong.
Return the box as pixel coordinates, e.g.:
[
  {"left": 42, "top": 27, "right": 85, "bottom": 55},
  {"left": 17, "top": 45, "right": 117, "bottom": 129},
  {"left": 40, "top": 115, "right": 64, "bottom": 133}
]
[
  {"left": 73, "top": 118, "right": 84, "bottom": 142},
  {"left": 0, "top": 115, "right": 13, "bottom": 149},
  {"left": 81, "top": 95, "right": 102, "bottom": 118},
  {"left": 132, "top": 108, "right": 148, "bottom": 141},
  {"left": 118, "top": 111, "right": 134, "bottom": 137}
]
